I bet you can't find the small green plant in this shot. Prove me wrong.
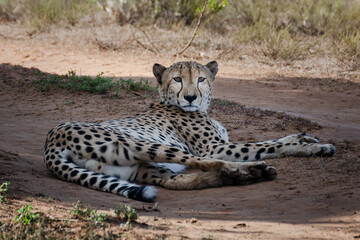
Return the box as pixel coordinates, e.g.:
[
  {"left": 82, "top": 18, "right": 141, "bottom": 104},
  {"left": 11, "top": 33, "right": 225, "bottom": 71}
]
[
  {"left": 71, "top": 201, "right": 107, "bottom": 224},
  {"left": 115, "top": 205, "right": 138, "bottom": 224},
  {"left": 14, "top": 204, "right": 39, "bottom": 225},
  {"left": 0, "top": 181, "right": 10, "bottom": 203}
]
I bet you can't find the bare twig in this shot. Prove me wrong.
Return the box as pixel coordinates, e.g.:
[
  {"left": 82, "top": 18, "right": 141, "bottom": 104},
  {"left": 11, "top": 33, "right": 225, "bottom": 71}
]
[
  {"left": 140, "top": 29, "right": 161, "bottom": 54},
  {"left": 142, "top": 202, "right": 160, "bottom": 212},
  {"left": 94, "top": 37, "right": 121, "bottom": 51},
  {"left": 130, "top": 26, "right": 157, "bottom": 54},
  {"left": 173, "top": 0, "right": 208, "bottom": 57}
]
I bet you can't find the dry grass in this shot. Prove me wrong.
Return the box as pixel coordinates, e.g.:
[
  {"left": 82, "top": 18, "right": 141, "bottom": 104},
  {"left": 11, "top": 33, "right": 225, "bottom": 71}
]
[
  {"left": 333, "top": 31, "right": 360, "bottom": 70},
  {"left": 261, "top": 28, "right": 309, "bottom": 64},
  {"left": 0, "top": 0, "right": 98, "bottom": 29},
  {"left": 0, "top": 0, "right": 360, "bottom": 72}
]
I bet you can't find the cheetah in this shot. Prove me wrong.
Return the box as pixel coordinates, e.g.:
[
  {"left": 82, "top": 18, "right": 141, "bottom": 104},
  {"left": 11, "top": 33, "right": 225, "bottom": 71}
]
[{"left": 44, "top": 61, "right": 336, "bottom": 202}]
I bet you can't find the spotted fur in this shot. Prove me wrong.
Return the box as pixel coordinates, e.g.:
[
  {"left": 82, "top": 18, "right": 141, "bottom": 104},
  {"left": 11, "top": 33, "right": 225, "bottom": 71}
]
[{"left": 44, "top": 61, "right": 336, "bottom": 202}]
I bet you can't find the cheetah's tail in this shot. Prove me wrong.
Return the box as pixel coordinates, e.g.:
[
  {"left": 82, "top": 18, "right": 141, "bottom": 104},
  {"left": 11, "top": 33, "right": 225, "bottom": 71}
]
[{"left": 45, "top": 150, "right": 157, "bottom": 202}]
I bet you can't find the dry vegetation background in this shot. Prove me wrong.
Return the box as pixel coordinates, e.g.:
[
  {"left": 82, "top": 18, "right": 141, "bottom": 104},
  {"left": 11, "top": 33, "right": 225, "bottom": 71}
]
[
  {"left": 0, "top": 0, "right": 360, "bottom": 76},
  {"left": 0, "top": 0, "right": 360, "bottom": 239}
]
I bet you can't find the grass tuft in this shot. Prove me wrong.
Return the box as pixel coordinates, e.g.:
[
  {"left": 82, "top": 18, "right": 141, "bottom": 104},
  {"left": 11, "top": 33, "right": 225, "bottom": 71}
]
[
  {"left": 34, "top": 70, "right": 156, "bottom": 95},
  {"left": 333, "top": 31, "right": 360, "bottom": 70},
  {"left": 261, "top": 28, "right": 308, "bottom": 64},
  {"left": 70, "top": 201, "right": 107, "bottom": 224}
]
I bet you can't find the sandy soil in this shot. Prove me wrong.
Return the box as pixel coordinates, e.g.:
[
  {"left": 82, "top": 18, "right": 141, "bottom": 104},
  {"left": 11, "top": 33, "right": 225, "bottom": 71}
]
[{"left": 0, "top": 25, "right": 360, "bottom": 239}]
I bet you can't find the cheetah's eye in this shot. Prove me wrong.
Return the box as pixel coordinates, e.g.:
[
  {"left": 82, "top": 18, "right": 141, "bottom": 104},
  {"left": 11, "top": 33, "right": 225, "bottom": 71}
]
[
  {"left": 173, "top": 77, "right": 182, "bottom": 83},
  {"left": 198, "top": 77, "right": 206, "bottom": 83}
]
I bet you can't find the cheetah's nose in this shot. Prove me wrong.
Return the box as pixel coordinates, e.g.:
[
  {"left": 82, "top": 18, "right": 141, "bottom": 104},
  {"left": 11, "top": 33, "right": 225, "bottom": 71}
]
[{"left": 184, "top": 94, "right": 197, "bottom": 103}]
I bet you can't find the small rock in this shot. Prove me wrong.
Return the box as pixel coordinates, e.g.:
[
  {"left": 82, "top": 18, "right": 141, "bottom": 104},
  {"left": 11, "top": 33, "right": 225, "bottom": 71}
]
[{"left": 234, "top": 223, "right": 246, "bottom": 228}]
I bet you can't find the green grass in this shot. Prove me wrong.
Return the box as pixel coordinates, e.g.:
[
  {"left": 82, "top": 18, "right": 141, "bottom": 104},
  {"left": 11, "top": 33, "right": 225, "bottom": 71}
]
[
  {"left": 36, "top": 71, "right": 114, "bottom": 94},
  {"left": 14, "top": 204, "right": 39, "bottom": 225},
  {"left": 34, "top": 70, "right": 157, "bottom": 95},
  {"left": 0, "top": 181, "right": 9, "bottom": 203}
]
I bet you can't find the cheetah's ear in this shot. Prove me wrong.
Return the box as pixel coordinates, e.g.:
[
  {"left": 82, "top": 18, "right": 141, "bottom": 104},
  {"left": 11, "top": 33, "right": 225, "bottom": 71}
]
[
  {"left": 153, "top": 63, "right": 166, "bottom": 84},
  {"left": 205, "top": 61, "right": 218, "bottom": 79}
]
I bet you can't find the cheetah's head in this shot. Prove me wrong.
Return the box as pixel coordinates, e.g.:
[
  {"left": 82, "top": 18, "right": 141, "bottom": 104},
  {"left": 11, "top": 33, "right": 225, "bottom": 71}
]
[{"left": 153, "top": 61, "right": 218, "bottom": 113}]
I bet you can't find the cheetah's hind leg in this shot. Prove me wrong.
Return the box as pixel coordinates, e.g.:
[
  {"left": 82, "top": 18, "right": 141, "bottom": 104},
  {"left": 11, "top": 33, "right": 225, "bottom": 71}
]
[
  {"left": 220, "top": 161, "right": 277, "bottom": 185},
  {"left": 135, "top": 161, "right": 277, "bottom": 190}
]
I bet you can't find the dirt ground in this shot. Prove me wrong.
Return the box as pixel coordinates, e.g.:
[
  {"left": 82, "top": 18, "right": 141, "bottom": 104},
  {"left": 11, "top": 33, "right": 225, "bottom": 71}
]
[{"left": 0, "top": 24, "right": 360, "bottom": 239}]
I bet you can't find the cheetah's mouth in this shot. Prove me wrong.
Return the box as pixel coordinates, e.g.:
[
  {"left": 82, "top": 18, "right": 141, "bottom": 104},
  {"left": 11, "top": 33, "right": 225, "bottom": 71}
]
[{"left": 181, "top": 105, "right": 199, "bottom": 112}]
